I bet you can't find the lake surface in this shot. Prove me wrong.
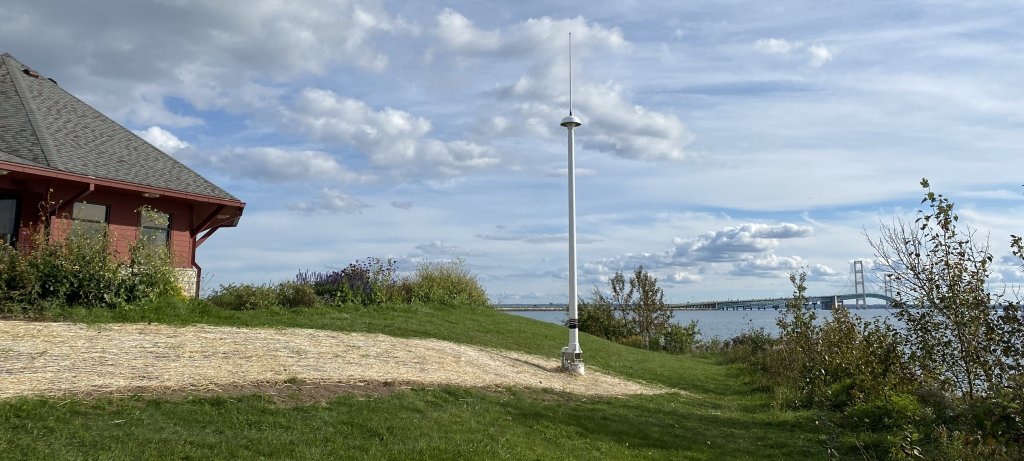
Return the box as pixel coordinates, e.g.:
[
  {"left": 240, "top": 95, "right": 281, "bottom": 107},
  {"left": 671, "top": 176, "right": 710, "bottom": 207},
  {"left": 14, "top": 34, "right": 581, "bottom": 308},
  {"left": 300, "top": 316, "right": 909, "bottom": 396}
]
[{"left": 506, "top": 308, "right": 899, "bottom": 340}]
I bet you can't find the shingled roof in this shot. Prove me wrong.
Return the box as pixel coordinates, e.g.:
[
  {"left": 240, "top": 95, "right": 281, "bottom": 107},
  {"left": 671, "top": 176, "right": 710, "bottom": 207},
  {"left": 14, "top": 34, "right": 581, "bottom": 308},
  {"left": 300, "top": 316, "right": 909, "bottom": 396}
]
[{"left": 0, "top": 52, "right": 237, "bottom": 201}]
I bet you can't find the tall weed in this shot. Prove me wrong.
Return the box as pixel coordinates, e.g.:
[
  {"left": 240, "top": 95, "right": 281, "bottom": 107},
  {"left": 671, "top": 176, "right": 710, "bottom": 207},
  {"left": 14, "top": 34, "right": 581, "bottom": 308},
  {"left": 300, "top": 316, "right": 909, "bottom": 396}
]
[{"left": 408, "top": 259, "right": 489, "bottom": 306}]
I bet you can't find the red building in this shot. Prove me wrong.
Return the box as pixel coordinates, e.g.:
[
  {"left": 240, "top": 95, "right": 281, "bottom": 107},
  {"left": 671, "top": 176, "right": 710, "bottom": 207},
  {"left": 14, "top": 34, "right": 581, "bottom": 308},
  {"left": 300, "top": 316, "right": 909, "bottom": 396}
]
[{"left": 0, "top": 53, "right": 245, "bottom": 297}]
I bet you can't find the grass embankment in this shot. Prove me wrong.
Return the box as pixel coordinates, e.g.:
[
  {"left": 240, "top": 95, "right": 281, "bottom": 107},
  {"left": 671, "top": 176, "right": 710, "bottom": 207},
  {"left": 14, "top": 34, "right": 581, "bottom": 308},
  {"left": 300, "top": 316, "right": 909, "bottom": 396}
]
[{"left": 1, "top": 300, "right": 825, "bottom": 460}]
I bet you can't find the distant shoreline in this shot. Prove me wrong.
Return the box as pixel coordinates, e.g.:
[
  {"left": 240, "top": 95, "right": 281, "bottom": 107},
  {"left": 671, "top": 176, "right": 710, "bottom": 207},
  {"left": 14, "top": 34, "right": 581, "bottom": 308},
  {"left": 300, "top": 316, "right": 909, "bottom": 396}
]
[{"left": 494, "top": 304, "right": 749, "bottom": 312}]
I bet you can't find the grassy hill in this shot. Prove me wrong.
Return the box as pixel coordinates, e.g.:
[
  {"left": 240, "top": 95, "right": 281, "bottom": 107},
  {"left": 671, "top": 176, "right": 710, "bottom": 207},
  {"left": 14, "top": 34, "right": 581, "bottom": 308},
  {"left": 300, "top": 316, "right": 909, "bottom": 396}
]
[{"left": 0, "top": 300, "right": 828, "bottom": 460}]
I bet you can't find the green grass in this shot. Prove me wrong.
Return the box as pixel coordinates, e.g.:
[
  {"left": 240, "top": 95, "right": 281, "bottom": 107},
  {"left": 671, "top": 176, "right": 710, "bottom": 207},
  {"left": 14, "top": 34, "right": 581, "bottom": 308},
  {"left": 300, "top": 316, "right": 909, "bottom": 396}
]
[{"left": 0, "top": 299, "right": 835, "bottom": 460}]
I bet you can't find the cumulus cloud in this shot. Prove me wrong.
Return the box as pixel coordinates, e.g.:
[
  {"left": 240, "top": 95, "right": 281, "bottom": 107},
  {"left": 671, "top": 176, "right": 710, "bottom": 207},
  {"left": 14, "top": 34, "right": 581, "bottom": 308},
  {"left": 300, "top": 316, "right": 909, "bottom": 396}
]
[
  {"left": 390, "top": 200, "right": 414, "bottom": 210},
  {"left": 730, "top": 254, "right": 807, "bottom": 277},
  {"left": 0, "top": 0, "right": 409, "bottom": 127},
  {"left": 435, "top": 9, "right": 627, "bottom": 58},
  {"left": 288, "top": 188, "right": 370, "bottom": 214},
  {"left": 579, "top": 82, "right": 695, "bottom": 161},
  {"left": 172, "top": 146, "right": 374, "bottom": 184},
  {"left": 674, "top": 223, "right": 813, "bottom": 262},
  {"left": 670, "top": 271, "right": 703, "bottom": 284},
  {"left": 135, "top": 126, "right": 189, "bottom": 154},
  {"left": 754, "top": 38, "right": 836, "bottom": 68},
  {"left": 435, "top": 10, "right": 693, "bottom": 161},
  {"left": 286, "top": 88, "right": 500, "bottom": 177},
  {"left": 584, "top": 222, "right": 825, "bottom": 283}
]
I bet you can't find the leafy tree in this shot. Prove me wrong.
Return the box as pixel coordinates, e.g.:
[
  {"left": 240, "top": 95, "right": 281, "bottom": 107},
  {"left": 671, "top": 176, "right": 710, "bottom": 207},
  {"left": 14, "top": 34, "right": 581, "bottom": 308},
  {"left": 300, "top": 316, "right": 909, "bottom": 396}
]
[
  {"left": 576, "top": 265, "right": 676, "bottom": 351},
  {"left": 576, "top": 286, "right": 631, "bottom": 341},
  {"left": 619, "top": 265, "right": 672, "bottom": 350},
  {"left": 869, "top": 178, "right": 1013, "bottom": 400}
]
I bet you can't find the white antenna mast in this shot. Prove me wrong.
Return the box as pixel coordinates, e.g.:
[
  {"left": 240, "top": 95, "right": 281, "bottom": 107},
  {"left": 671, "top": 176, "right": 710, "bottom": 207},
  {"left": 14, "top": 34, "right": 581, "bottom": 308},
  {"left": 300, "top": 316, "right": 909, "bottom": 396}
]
[
  {"left": 560, "top": 32, "right": 584, "bottom": 375},
  {"left": 569, "top": 32, "right": 573, "bottom": 116}
]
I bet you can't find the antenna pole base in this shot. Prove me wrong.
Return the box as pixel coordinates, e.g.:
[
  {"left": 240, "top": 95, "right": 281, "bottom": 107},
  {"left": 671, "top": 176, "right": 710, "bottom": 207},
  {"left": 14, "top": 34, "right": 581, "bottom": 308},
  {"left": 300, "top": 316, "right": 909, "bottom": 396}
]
[{"left": 560, "top": 346, "right": 585, "bottom": 375}]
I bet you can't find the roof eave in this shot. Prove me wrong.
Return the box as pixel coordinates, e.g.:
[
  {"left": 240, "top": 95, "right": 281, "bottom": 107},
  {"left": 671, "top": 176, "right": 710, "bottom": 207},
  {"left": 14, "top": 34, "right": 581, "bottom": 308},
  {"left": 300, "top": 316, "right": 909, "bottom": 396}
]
[{"left": 0, "top": 159, "right": 246, "bottom": 209}]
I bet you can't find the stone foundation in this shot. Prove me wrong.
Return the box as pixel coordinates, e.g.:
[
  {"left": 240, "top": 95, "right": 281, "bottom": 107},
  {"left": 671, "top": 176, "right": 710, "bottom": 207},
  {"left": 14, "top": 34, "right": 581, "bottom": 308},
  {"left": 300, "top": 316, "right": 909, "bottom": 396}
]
[{"left": 175, "top": 268, "right": 198, "bottom": 298}]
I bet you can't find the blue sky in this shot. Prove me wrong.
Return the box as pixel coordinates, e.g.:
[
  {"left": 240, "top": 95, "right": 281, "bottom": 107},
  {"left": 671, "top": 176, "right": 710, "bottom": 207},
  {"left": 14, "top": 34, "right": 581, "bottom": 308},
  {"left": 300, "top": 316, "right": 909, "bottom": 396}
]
[{"left": 4, "top": 0, "right": 1023, "bottom": 302}]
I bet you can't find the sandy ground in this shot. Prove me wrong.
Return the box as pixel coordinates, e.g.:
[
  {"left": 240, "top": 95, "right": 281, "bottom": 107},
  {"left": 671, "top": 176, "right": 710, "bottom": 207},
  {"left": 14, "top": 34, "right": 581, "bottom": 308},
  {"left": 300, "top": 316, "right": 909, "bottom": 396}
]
[{"left": 0, "top": 321, "right": 669, "bottom": 400}]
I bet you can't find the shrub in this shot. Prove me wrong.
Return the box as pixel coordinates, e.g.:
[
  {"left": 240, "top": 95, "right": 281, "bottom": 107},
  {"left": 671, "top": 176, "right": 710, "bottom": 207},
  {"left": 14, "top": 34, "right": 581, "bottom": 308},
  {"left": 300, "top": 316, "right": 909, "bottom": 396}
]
[
  {"left": 275, "top": 281, "right": 320, "bottom": 308},
  {"left": 296, "top": 257, "right": 398, "bottom": 305},
  {"left": 408, "top": 259, "right": 489, "bottom": 306},
  {"left": 0, "top": 244, "right": 35, "bottom": 308},
  {"left": 717, "top": 328, "right": 775, "bottom": 363},
  {"left": 207, "top": 283, "right": 279, "bottom": 310},
  {"left": 845, "top": 393, "right": 924, "bottom": 431},
  {"left": 662, "top": 321, "right": 700, "bottom": 354},
  {"left": 1, "top": 219, "right": 180, "bottom": 311},
  {"left": 123, "top": 232, "right": 181, "bottom": 303},
  {"left": 763, "top": 272, "right": 915, "bottom": 411}
]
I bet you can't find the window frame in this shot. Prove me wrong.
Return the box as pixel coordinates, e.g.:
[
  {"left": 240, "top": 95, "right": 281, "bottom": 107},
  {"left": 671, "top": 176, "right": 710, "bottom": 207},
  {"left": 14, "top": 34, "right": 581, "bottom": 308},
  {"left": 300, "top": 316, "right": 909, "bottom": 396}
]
[
  {"left": 138, "top": 207, "right": 171, "bottom": 248},
  {"left": 0, "top": 193, "right": 20, "bottom": 247},
  {"left": 70, "top": 201, "right": 109, "bottom": 239}
]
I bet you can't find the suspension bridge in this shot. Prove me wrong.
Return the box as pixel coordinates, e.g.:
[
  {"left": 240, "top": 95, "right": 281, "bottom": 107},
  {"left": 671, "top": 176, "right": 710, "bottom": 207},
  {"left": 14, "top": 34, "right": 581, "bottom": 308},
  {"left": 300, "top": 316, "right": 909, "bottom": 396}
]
[
  {"left": 672, "top": 260, "right": 894, "bottom": 311},
  {"left": 497, "top": 260, "right": 895, "bottom": 311}
]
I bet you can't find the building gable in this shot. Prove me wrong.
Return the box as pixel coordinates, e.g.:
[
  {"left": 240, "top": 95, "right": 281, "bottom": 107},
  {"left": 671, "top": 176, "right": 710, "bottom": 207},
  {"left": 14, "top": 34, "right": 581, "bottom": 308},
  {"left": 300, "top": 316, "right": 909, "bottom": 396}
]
[{"left": 0, "top": 53, "right": 237, "bottom": 202}]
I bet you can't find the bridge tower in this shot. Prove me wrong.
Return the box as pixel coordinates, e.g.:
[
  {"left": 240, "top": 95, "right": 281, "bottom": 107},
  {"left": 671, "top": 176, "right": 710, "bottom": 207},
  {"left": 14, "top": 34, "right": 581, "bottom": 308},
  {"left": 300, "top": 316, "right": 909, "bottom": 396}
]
[
  {"left": 883, "top": 273, "right": 894, "bottom": 302},
  {"left": 853, "top": 260, "right": 867, "bottom": 308}
]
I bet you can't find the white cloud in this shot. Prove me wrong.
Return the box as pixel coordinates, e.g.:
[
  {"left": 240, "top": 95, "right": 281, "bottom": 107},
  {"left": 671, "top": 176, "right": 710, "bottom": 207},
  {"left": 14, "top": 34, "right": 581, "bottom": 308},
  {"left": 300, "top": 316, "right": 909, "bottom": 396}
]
[
  {"left": 754, "top": 37, "right": 835, "bottom": 68},
  {"left": 134, "top": 126, "right": 189, "bottom": 154},
  {"left": 583, "top": 223, "right": 818, "bottom": 286},
  {"left": 286, "top": 88, "right": 500, "bottom": 177},
  {"left": 0, "top": 0, "right": 409, "bottom": 127},
  {"left": 579, "top": 82, "right": 695, "bottom": 161},
  {"left": 435, "top": 9, "right": 627, "bottom": 58},
  {"left": 730, "top": 254, "right": 806, "bottom": 277},
  {"left": 436, "top": 8, "right": 503, "bottom": 54},
  {"left": 671, "top": 271, "right": 703, "bottom": 284},
  {"left": 172, "top": 146, "right": 373, "bottom": 184},
  {"left": 435, "top": 10, "right": 693, "bottom": 161},
  {"left": 807, "top": 44, "right": 834, "bottom": 67},
  {"left": 390, "top": 200, "right": 414, "bottom": 210},
  {"left": 289, "top": 188, "right": 370, "bottom": 214},
  {"left": 675, "top": 223, "right": 813, "bottom": 262},
  {"left": 754, "top": 38, "right": 797, "bottom": 54}
]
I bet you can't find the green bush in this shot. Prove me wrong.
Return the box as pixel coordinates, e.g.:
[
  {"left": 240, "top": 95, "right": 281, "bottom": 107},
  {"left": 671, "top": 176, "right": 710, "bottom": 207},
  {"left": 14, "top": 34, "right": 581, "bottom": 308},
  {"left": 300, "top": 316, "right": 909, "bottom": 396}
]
[
  {"left": 0, "top": 244, "right": 35, "bottom": 307},
  {"left": 408, "top": 259, "right": 489, "bottom": 306},
  {"left": 845, "top": 393, "right": 924, "bottom": 431},
  {"left": 716, "top": 328, "right": 775, "bottom": 363},
  {"left": 1, "top": 222, "right": 180, "bottom": 311},
  {"left": 207, "top": 283, "right": 279, "bottom": 310},
  {"left": 662, "top": 321, "right": 700, "bottom": 354},
  {"left": 275, "top": 282, "right": 320, "bottom": 308}
]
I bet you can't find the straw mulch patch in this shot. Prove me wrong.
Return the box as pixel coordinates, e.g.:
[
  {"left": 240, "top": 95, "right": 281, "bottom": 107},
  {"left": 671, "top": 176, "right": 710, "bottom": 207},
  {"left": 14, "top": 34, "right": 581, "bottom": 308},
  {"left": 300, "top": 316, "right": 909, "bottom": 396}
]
[{"left": 0, "top": 321, "right": 670, "bottom": 400}]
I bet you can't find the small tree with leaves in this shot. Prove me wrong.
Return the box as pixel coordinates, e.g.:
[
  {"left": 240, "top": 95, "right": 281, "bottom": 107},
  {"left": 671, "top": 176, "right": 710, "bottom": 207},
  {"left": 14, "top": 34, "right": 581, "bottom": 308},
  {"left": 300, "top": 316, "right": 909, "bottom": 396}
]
[
  {"left": 870, "top": 178, "right": 1008, "bottom": 400},
  {"left": 620, "top": 265, "right": 673, "bottom": 350}
]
